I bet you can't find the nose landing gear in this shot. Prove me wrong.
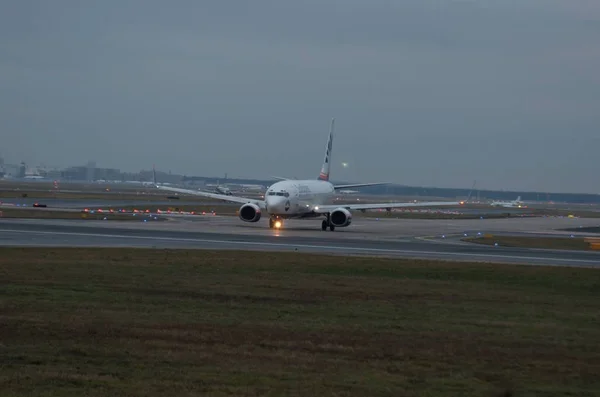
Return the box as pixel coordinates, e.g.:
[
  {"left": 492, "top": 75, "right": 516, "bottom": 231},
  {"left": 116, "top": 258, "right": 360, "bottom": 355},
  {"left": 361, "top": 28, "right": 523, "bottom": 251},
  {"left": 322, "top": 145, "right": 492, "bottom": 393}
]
[
  {"left": 269, "top": 217, "right": 283, "bottom": 229},
  {"left": 321, "top": 214, "right": 335, "bottom": 231}
]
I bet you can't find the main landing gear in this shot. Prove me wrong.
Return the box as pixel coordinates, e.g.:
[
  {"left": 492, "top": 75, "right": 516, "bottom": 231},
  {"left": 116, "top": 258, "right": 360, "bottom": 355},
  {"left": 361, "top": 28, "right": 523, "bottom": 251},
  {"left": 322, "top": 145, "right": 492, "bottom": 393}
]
[
  {"left": 321, "top": 214, "right": 335, "bottom": 231},
  {"left": 269, "top": 217, "right": 283, "bottom": 229}
]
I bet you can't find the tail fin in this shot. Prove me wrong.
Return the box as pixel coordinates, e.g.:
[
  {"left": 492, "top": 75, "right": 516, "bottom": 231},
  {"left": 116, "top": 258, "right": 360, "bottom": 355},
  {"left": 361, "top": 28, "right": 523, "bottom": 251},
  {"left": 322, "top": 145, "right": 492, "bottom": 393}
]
[{"left": 318, "top": 118, "right": 335, "bottom": 181}]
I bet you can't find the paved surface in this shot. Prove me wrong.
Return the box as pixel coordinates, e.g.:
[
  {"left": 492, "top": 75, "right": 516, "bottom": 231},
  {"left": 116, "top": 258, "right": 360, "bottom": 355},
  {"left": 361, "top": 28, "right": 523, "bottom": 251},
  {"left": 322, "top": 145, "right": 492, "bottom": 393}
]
[
  {"left": 0, "top": 199, "right": 229, "bottom": 208},
  {"left": 1, "top": 216, "right": 600, "bottom": 267}
]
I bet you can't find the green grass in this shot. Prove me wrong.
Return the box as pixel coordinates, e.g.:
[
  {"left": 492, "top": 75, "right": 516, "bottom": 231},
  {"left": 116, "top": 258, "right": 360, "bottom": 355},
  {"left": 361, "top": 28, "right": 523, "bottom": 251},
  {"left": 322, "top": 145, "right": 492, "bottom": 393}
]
[
  {"left": 463, "top": 235, "right": 592, "bottom": 250},
  {"left": 1, "top": 248, "right": 600, "bottom": 396},
  {"left": 530, "top": 208, "right": 600, "bottom": 218},
  {"left": 0, "top": 208, "right": 162, "bottom": 221},
  {"left": 562, "top": 226, "right": 600, "bottom": 234}
]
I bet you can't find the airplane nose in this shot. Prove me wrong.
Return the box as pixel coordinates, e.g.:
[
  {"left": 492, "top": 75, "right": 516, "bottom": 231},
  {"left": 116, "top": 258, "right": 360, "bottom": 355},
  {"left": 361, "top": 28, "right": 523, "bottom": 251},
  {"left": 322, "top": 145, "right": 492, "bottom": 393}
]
[{"left": 266, "top": 197, "right": 286, "bottom": 213}]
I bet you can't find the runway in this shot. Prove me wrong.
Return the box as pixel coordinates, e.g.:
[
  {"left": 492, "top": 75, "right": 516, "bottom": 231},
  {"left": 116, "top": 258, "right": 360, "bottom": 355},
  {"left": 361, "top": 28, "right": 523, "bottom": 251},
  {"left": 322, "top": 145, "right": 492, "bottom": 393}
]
[
  {"left": 0, "top": 198, "right": 229, "bottom": 208},
  {"left": 1, "top": 216, "right": 600, "bottom": 267}
]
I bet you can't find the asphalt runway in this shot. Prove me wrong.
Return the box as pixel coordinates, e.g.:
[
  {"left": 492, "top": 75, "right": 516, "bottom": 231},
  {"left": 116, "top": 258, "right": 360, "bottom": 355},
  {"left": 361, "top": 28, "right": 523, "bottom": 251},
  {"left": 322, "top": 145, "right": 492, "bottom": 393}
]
[
  {"left": 1, "top": 215, "right": 600, "bottom": 267},
  {"left": 0, "top": 197, "right": 540, "bottom": 215}
]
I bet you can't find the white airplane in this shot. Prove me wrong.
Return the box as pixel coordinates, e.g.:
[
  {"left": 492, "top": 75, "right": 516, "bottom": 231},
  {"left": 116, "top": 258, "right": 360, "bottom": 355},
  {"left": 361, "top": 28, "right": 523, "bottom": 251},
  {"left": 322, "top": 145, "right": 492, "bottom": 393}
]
[
  {"left": 211, "top": 180, "right": 232, "bottom": 195},
  {"left": 153, "top": 119, "right": 462, "bottom": 230},
  {"left": 491, "top": 196, "right": 525, "bottom": 208},
  {"left": 215, "top": 185, "right": 232, "bottom": 195},
  {"left": 203, "top": 182, "right": 232, "bottom": 195}
]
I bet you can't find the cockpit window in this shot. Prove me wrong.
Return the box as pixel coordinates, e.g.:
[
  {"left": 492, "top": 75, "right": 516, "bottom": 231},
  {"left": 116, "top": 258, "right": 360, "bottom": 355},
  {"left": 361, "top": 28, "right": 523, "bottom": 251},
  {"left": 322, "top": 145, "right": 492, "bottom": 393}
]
[
  {"left": 267, "top": 192, "right": 275, "bottom": 196},
  {"left": 270, "top": 191, "right": 289, "bottom": 197}
]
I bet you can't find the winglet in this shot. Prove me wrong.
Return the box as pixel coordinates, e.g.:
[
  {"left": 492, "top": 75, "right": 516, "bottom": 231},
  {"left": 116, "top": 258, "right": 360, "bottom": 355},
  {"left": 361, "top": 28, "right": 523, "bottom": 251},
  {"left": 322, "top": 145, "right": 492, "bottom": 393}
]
[{"left": 318, "top": 118, "right": 334, "bottom": 181}]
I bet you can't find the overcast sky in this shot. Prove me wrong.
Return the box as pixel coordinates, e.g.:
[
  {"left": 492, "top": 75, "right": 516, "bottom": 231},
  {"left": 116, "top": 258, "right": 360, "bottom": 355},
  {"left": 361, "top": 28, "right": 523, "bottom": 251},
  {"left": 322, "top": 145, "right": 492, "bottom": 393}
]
[{"left": 1, "top": 1, "right": 599, "bottom": 193}]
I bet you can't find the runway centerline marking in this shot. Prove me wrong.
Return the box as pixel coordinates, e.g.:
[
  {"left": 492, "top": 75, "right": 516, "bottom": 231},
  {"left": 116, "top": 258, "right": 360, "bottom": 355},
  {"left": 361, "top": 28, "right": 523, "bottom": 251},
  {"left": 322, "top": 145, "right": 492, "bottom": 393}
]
[{"left": 0, "top": 228, "right": 599, "bottom": 265}]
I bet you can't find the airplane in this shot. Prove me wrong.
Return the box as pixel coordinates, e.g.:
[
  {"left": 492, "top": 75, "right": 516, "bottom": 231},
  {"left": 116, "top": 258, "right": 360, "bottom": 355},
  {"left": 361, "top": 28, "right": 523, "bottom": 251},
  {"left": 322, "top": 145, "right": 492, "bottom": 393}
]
[
  {"left": 153, "top": 118, "right": 463, "bottom": 230},
  {"left": 198, "top": 181, "right": 232, "bottom": 196},
  {"left": 490, "top": 196, "right": 525, "bottom": 208},
  {"left": 215, "top": 185, "right": 232, "bottom": 195},
  {"left": 210, "top": 180, "right": 232, "bottom": 195}
]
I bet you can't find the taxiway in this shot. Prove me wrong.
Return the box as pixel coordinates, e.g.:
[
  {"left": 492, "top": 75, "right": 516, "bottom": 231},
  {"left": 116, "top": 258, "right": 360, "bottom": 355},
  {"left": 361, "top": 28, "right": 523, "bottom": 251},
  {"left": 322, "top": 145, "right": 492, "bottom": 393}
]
[{"left": 1, "top": 215, "right": 600, "bottom": 267}]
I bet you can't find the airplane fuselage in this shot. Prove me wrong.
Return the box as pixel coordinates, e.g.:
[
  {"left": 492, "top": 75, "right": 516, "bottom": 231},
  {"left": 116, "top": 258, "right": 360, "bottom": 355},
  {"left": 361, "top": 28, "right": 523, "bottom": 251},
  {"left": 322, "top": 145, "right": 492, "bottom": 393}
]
[
  {"left": 215, "top": 186, "right": 232, "bottom": 195},
  {"left": 490, "top": 196, "right": 524, "bottom": 208},
  {"left": 264, "top": 179, "right": 335, "bottom": 218},
  {"left": 492, "top": 202, "right": 524, "bottom": 208}
]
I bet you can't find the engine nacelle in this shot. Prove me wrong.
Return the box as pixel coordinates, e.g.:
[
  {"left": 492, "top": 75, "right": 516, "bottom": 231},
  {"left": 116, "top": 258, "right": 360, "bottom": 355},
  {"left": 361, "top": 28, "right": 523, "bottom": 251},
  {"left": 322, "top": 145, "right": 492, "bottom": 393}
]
[
  {"left": 238, "top": 203, "right": 262, "bottom": 222},
  {"left": 330, "top": 207, "right": 352, "bottom": 227}
]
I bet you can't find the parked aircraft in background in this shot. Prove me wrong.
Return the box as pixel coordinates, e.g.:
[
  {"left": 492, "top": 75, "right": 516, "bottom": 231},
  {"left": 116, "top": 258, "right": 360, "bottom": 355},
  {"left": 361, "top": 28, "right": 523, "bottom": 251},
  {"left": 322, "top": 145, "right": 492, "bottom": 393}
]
[{"left": 491, "top": 196, "right": 525, "bottom": 208}]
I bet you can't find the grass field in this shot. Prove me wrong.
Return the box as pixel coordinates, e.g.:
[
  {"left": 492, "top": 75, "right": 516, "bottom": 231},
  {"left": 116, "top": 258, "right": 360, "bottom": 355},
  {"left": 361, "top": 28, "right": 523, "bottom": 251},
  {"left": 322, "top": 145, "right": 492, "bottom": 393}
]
[
  {"left": 562, "top": 226, "right": 600, "bottom": 234},
  {"left": 1, "top": 248, "right": 599, "bottom": 396},
  {"left": 530, "top": 208, "right": 600, "bottom": 219},
  {"left": 463, "top": 235, "right": 593, "bottom": 251}
]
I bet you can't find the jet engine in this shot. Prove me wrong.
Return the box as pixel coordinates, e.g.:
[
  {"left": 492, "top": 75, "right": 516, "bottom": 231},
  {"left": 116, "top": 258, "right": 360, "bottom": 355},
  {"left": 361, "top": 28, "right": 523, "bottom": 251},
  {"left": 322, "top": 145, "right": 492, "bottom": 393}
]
[
  {"left": 238, "top": 203, "right": 261, "bottom": 222},
  {"left": 330, "top": 207, "right": 352, "bottom": 227}
]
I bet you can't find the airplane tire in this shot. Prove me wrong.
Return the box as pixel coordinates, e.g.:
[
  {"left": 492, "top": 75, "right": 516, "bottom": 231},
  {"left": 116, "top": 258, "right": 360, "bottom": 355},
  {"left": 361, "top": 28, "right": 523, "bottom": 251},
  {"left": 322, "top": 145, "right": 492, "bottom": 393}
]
[
  {"left": 321, "top": 220, "right": 327, "bottom": 231},
  {"left": 329, "top": 224, "right": 335, "bottom": 231}
]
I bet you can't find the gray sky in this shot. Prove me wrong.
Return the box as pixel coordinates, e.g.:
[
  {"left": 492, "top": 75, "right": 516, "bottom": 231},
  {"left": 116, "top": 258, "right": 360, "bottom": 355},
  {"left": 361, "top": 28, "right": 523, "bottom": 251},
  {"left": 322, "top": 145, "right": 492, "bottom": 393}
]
[{"left": 1, "top": 0, "right": 599, "bottom": 193}]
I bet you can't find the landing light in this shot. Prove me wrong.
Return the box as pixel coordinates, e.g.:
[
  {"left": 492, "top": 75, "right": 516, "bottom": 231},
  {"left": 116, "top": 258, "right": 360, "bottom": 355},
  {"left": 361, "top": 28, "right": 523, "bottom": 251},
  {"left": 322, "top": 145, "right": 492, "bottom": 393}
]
[
  {"left": 274, "top": 221, "right": 282, "bottom": 228},
  {"left": 314, "top": 206, "right": 319, "bottom": 210}
]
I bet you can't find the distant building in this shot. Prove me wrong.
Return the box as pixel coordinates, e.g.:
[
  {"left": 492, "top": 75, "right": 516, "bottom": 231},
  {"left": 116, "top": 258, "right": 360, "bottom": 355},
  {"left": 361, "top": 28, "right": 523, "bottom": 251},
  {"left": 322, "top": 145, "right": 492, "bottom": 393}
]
[
  {"left": 86, "top": 161, "right": 96, "bottom": 181},
  {"left": 61, "top": 164, "right": 122, "bottom": 182},
  {"left": 41, "top": 169, "right": 62, "bottom": 179},
  {"left": 1, "top": 164, "right": 20, "bottom": 177},
  {"left": 18, "top": 162, "right": 26, "bottom": 178},
  {"left": 139, "top": 169, "right": 183, "bottom": 184},
  {"left": 94, "top": 167, "right": 122, "bottom": 181},
  {"left": 62, "top": 166, "right": 87, "bottom": 180}
]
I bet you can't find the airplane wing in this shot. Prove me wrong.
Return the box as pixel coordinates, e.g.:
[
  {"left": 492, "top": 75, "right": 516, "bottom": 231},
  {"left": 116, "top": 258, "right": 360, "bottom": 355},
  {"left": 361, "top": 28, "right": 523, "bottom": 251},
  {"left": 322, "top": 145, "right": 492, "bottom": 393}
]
[
  {"left": 333, "top": 182, "right": 388, "bottom": 190},
  {"left": 270, "top": 175, "right": 296, "bottom": 181},
  {"left": 155, "top": 185, "right": 266, "bottom": 209},
  {"left": 313, "top": 201, "right": 463, "bottom": 213}
]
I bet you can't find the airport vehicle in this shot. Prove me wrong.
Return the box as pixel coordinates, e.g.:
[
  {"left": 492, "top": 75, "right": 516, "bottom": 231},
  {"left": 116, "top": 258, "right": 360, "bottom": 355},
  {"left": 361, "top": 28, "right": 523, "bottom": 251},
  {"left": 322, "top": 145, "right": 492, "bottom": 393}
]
[{"left": 154, "top": 119, "right": 461, "bottom": 230}]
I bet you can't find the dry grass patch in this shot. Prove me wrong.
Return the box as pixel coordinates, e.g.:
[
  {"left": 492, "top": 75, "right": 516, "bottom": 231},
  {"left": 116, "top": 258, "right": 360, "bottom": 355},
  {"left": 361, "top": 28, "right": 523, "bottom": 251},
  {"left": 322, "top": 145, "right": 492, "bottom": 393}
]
[{"left": 1, "top": 248, "right": 600, "bottom": 396}]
